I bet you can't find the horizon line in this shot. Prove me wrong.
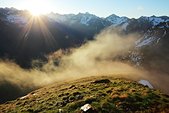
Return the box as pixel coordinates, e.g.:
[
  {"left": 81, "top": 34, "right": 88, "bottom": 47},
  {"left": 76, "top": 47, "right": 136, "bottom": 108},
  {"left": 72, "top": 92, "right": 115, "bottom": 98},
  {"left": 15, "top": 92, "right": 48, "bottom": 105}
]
[{"left": 1, "top": 7, "right": 169, "bottom": 19}]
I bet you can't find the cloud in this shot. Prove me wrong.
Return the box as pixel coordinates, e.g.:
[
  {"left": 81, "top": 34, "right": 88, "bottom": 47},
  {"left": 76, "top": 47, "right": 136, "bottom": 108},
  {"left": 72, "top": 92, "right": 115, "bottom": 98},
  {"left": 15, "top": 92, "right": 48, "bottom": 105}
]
[
  {"left": 1, "top": 28, "right": 169, "bottom": 104},
  {"left": 0, "top": 28, "right": 142, "bottom": 103}
]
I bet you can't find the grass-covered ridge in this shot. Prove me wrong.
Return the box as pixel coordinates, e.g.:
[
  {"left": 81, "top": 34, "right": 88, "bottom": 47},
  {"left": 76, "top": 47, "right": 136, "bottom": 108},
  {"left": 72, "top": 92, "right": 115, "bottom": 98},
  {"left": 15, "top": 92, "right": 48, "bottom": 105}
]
[{"left": 0, "top": 76, "right": 169, "bottom": 113}]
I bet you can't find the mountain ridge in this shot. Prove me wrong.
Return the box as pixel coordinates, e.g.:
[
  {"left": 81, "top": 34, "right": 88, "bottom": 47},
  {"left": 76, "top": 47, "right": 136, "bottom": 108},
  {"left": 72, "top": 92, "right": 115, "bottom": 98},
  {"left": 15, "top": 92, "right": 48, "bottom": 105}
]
[
  {"left": 0, "top": 7, "right": 169, "bottom": 70},
  {"left": 1, "top": 8, "right": 169, "bottom": 26}
]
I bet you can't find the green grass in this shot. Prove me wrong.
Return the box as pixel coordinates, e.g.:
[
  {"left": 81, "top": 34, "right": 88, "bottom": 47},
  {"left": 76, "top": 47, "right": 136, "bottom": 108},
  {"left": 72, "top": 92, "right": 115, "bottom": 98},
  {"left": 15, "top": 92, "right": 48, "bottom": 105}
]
[{"left": 0, "top": 76, "right": 169, "bottom": 113}]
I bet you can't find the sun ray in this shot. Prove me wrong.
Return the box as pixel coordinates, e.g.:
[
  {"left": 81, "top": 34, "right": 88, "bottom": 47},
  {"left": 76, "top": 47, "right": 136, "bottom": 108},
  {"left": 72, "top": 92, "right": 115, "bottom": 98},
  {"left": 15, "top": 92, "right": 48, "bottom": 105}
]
[
  {"left": 17, "top": 16, "right": 34, "bottom": 49},
  {"left": 37, "top": 17, "right": 57, "bottom": 49},
  {"left": 16, "top": 0, "right": 57, "bottom": 51},
  {"left": 17, "top": 15, "right": 56, "bottom": 51}
]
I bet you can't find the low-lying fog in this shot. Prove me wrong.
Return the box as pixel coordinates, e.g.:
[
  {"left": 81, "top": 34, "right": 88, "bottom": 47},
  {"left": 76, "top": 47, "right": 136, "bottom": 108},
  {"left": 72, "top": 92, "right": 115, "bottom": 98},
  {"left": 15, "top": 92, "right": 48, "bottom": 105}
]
[{"left": 0, "top": 28, "right": 169, "bottom": 103}]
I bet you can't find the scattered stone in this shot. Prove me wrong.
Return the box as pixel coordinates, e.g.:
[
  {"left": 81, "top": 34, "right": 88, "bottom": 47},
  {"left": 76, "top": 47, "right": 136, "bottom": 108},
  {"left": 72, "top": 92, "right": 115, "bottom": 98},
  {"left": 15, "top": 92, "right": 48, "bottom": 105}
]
[
  {"left": 138, "top": 80, "right": 153, "bottom": 89},
  {"left": 76, "top": 95, "right": 83, "bottom": 100},
  {"left": 20, "top": 94, "right": 30, "bottom": 100},
  {"left": 58, "top": 109, "right": 63, "bottom": 113},
  {"left": 33, "top": 93, "right": 37, "bottom": 96},
  {"left": 80, "top": 104, "right": 93, "bottom": 112}
]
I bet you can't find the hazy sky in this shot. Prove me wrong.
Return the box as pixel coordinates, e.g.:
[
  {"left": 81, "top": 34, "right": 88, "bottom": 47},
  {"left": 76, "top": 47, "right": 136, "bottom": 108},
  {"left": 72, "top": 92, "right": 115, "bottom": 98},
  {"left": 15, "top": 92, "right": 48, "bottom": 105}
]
[{"left": 0, "top": 0, "right": 169, "bottom": 18}]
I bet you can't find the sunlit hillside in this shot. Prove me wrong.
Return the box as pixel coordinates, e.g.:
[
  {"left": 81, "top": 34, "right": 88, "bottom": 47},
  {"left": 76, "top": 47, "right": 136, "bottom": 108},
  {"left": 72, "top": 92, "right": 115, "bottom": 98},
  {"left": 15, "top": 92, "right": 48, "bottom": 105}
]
[{"left": 0, "top": 76, "right": 169, "bottom": 113}]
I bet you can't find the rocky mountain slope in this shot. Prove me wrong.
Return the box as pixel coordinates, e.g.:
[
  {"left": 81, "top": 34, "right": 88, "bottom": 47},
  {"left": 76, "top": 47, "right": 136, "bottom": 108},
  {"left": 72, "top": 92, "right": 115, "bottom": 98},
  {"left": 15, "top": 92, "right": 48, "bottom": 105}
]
[{"left": 0, "top": 76, "right": 169, "bottom": 113}]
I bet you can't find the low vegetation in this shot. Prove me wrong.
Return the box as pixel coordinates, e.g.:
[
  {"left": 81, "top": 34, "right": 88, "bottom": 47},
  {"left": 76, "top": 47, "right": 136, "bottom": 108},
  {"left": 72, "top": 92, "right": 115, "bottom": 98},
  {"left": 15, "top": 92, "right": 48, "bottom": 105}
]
[{"left": 0, "top": 76, "right": 169, "bottom": 113}]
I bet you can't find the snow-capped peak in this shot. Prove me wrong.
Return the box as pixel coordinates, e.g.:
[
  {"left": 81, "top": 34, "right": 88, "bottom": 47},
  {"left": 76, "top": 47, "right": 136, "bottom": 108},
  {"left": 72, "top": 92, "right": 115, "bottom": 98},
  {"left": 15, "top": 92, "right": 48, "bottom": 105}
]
[
  {"left": 106, "top": 14, "right": 128, "bottom": 26},
  {"left": 47, "top": 12, "right": 99, "bottom": 26},
  {"left": 139, "top": 16, "right": 169, "bottom": 26},
  {"left": 6, "top": 14, "right": 27, "bottom": 24},
  {"left": 77, "top": 12, "right": 98, "bottom": 26},
  {"left": 0, "top": 8, "right": 28, "bottom": 25},
  {"left": 47, "top": 13, "right": 75, "bottom": 23}
]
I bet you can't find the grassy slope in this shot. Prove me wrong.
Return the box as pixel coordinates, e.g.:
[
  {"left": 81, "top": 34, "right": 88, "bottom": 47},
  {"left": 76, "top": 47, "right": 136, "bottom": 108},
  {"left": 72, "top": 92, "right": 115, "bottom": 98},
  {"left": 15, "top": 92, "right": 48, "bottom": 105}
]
[{"left": 0, "top": 76, "right": 169, "bottom": 113}]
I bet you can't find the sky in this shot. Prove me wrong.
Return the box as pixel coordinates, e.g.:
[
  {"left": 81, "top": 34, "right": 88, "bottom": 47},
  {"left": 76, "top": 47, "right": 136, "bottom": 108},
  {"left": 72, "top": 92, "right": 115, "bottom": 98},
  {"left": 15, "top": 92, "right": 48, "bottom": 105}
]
[{"left": 0, "top": 0, "right": 169, "bottom": 18}]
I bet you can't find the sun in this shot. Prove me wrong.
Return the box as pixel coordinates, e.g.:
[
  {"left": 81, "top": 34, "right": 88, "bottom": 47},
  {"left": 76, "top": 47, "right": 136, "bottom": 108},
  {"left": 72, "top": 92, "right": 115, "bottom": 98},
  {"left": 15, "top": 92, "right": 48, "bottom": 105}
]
[
  {"left": 29, "top": 8, "right": 43, "bottom": 16},
  {"left": 21, "top": 0, "right": 51, "bottom": 16}
]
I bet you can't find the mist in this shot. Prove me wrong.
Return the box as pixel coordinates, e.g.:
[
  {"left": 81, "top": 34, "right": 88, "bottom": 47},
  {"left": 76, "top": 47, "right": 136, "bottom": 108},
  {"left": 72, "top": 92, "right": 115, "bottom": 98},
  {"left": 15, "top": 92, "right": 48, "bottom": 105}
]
[{"left": 0, "top": 28, "right": 168, "bottom": 103}]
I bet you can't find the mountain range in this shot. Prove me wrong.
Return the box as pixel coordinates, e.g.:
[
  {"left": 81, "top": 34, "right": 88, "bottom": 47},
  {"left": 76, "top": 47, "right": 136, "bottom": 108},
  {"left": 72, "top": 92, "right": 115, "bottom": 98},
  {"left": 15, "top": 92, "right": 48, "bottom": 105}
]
[{"left": 0, "top": 7, "right": 169, "bottom": 72}]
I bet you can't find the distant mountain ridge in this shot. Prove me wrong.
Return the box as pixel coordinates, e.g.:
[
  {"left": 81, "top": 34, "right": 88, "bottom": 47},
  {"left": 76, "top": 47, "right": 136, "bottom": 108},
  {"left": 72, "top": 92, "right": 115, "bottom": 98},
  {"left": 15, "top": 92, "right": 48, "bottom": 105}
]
[
  {"left": 1, "top": 8, "right": 169, "bottom": 29},
  {"left": 0, "top": 7, "right": 169, "bottom": 70}
]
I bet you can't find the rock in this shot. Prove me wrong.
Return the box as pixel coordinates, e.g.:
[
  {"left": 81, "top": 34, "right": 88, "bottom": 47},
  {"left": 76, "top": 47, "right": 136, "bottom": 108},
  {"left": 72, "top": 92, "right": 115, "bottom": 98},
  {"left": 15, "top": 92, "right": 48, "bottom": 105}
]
[
  {"left": 20, "top": 94, "right": 31, "bottom": 100},
  {"left": 58, "top": 109, "right": 63, "bottom": 113},
  {"left": 76, "top": 95, "right": 83, "bottom": 100},
  {"left": 80, "top": 104, "right": 97, "bottom": 113},
  {"left": 138, "top": 80, "right": 154, "bottom": 89}
]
